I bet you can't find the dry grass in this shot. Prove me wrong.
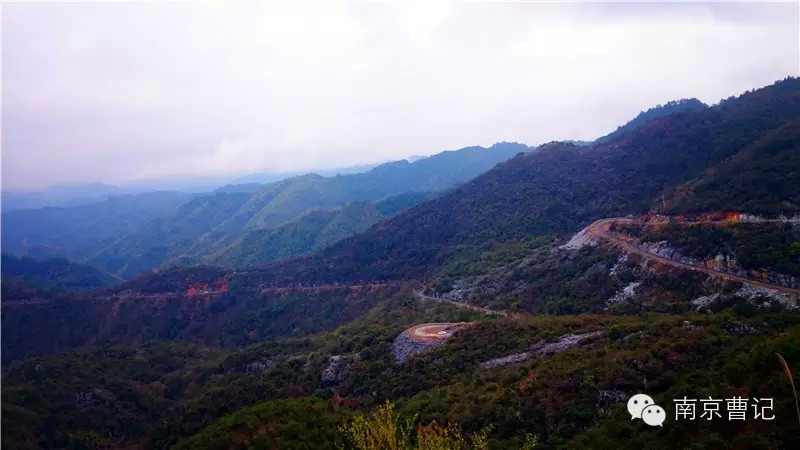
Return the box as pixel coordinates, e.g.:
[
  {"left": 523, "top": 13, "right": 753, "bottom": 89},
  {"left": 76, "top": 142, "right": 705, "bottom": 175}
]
[{"left": 776, "top": 352, "right": 800, "bottom": 427}]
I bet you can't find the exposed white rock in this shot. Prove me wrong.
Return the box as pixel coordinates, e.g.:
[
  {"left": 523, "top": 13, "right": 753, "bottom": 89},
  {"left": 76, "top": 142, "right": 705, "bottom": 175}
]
[
  {"left": 735, "top": 285, "right": 798, "bottom": 310},
  {"left": 243, "top": 358, "right": 277, "bottom": 373},
  {"left": 321, "top": 355, "right": 354, "bottom": 387},
  {"left": 560, "top": 227, "right": 598, "bottom": 250},
  {"left": 531, "top": 331, "right": 603, "bottom": 356},
  {"left": 606, "top": 281, "right": 640, "bottom": 307},
  {"left": 690, "top": 293, "right": 720, "bottom": 311},
  {"left": 725, "top": 322, "right": 757, "bottom": 335},
  {"left": 481, "top": 352, "right": 532, "bottom": 368},
  {"left": 481, "top": 331, "right": 603, "bottom": 368},
  {"left": 682, "top": 320, "right": 703, "bottom": 331},
  {"left": 638, "top": 240, "right": 701, "bottom": 266},
  {"left": 439, "top": 277, "right": 483, "bottom": 301},
  {"left": 777, "top": 214, "right": 800, "bottom": 223},
  {"left": 393, "top": 332, "right": 445, "bottom": 364},
  {"left": 609, "top": 253, "right": 630, "bottom": 276},
  {"left": 739, "top": 214, "right": 765, "bottom": 223}
]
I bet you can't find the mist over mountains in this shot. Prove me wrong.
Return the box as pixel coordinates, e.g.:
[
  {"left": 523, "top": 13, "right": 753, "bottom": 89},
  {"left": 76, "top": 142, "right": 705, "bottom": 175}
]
[{"left": 3, "top": 142, "right": 529, "bottom": 278}]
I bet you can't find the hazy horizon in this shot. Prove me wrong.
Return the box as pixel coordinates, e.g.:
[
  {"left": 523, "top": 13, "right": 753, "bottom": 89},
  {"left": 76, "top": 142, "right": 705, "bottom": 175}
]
[{"left": 3, "top": 0, "right": 798, "bottom": 190}]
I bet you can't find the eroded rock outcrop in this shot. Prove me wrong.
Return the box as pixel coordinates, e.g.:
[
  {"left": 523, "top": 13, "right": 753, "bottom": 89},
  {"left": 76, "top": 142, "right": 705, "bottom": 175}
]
[
  {"left": 735, "top": 284, "right": 798, "bottom": 310},
  {"left": 320, "top": 355, "right": 354, "bottom": 387},
  {"left": 725, "top": 322, "right": 758, "bottom": 335},
  {"left": 393, "top": 332, "right": 445, "bottom": 365},
  {"left": 481, "top": 331, "right": 603, "bottom": 368},
  {"left": 560, "top": 227, "right": 598, "bottom": 250},
  {"left": 606, "top": 281, "right": 641, "bottom": 307}
]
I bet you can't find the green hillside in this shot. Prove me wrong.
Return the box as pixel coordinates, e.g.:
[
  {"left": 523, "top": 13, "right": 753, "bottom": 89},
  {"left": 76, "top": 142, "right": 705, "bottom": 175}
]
[
  {"left": 2, "top": 253, "right": 122, "bottom": 301},
  {"left": 1, "top": 191, "right": 189, "bottom": 261},
  {"left": 594, "top": 98, "right": 708, "bottom": 144},
  {"left": 229, "top": 77, "right": 800, "bottom": 286},
  {"left": 209, "top": 192, "right": 433, "bottom": 269},
  {"left": 3, "top": 308, "right": 798, "bottom": 449},
  {"left": 88, "top": 143, "right": 527, "bottom": 278},
  {"left": 664, "top": 118, "right": 800, "bottom": 214},
  {"left": 3, "top": 143, "right": 527, "bottom": 279}
]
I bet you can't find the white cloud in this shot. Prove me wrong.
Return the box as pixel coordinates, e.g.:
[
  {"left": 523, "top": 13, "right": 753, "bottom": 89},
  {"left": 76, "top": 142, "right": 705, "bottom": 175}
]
[{"left": 2, "top": 0, "right": 798, "bottom": 189}]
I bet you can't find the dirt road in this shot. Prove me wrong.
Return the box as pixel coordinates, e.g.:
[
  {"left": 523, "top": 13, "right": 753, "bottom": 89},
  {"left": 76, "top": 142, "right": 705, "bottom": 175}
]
[
  {"left": 404, "top": 322, "right": 474, "bottom": 342},
  {"left": 586, "top": 218, "right": 800, "bottom": 297},
  {"left": 412, "top": 289, "right": 508, "bottom": 316}
]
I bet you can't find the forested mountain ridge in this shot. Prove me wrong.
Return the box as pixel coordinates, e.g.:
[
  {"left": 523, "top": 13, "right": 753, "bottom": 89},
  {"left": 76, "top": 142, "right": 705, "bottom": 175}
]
[
  {"left": 1, "top": 191, "right": 189, "bottom": 261},
  {"left": 594, "top": 98, "right": 708, "bottom": 144},
  {"left": 1, "top": 254, "right": 120, "bottom": 296},
  {"left": 3, "top": 297, "right": 798, "bottom": 449},
  {"left": 1, "top": 182, "right": 149, "bottom": 212},
  {"left": 3, "top": 143, "right": 528, "bottom": 279},
  {"left": 207, "top": 192, "right": 434, "bottom": 269},
  {"left": 663, "top": 117, "right": 800, "bottom": 214},
  {"left": 219, "top": 77, "right": 800, "bottom": 286}
]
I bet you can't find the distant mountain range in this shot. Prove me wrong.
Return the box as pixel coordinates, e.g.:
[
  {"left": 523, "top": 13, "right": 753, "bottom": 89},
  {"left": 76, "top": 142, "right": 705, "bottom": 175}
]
[
  {"left": 6, "top": 78, "right": 798, "bottom": 288},
  {"left": 3, "top": 143, "right": 530, "bottom": 278},
  {"left": 1, "top": 163, "right": 385, "bottom": 212},
  {"left": 216, "top": 77, "right": 799, "bottom": 286},
  {"left": 206, "top": 192, "right": 435, "bottom": 269},
  {"left": 1, "top": 182, "right": 151, "bottom": 212},
  {"left": 1, "top": 254, "right": 120, "bottom": 297},
  {"left": 1, "top": 191, "right": 191, "bottom": 261}
]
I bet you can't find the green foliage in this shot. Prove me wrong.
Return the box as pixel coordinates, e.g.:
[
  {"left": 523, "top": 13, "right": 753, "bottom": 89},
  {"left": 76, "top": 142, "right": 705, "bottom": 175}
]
[
  {"left": 3, "top": 311, "right": 798, "bottom": 449},
  {"left": 595, "top": 98, "right": 708, "bottom": 145},
  {"left": 1, "top": 191, "right": 188, "bottom": 262},
  {"left": 174, "top": 397, "right": 349, "bottom": 450},
  {"left": 4, "top": 144, "right": 524, "bottom": 279},
  {"left": 429, "top": 239, "right": 621, "bottom": 314},
  {"left": 341, "top": 402, "right": 415, "bottom": 450},
  {"left": 211, "top": 193, "right": 433, "bottom": 270},
  {"left": 643, "top": 222, "right": 800, "bottom": 277},
  {"left": 568, "top": 330, "right": 800, "bottom": 449},
  {"left": 1, "top": 342, "right": 226, "bottom": 449},
  {"left": 1, "top": 293, "right": 476, "bottom": 449},
  {"left": 666, "top": 118, "right": 800, "bottom": 214},
  {"left": 341, "top": 402, "right": 499, "bottom": 450},
  {"left": 1, "top": 284, "right": 408, "bottom": 363},
  {"left": 1, "top": 253, "right": 119, "bottom": 294}
]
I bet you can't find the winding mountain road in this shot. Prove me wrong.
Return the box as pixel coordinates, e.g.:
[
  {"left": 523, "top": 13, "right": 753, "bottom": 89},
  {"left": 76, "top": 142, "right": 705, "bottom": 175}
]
[
  {"left": 412, "top": 288, "right": 508, "bottom": 316},
  {"left": 586, "top": 218, "right": 800, "bottom": 297},
  {"left": 404, "top": 322, "right": 474, "bottom": 342}
]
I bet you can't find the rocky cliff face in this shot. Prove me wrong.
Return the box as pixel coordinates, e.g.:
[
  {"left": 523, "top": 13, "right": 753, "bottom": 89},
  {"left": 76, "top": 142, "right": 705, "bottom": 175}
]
[
  {"left": 481, "top": 331, "right": 603, "bottom": 368},
  {"left": 392, "top": 332, "right": 444, "bottom": 365},
  {"left": 320, "top": 355, "right": 354, "bottom": 387}
]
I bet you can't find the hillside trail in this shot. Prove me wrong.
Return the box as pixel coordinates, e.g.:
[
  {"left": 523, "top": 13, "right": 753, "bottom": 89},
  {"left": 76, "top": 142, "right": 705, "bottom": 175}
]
[
  {"left": 586, "top": 217, "right": 800, "bottom": 297},
  {"left": 412, "top": 288, "right": 509, "bottom": 316},
  {"left": 411, "top": 216, "right": 799, "bottom": 317}
]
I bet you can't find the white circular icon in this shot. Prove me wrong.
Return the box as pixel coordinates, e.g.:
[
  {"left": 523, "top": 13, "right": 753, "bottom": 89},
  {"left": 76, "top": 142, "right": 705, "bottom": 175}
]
[
  {"left": 627, "top": 393, "right": 655, "bottom": 419},
  {"left": 641, "top": 404, "right": 666, "bottom": 427}
]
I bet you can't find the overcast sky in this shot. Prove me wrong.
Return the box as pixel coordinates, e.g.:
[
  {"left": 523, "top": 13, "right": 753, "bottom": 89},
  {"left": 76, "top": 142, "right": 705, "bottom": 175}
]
[{"left": 2, "top": 0, "right": 798, "bottom": 190}]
